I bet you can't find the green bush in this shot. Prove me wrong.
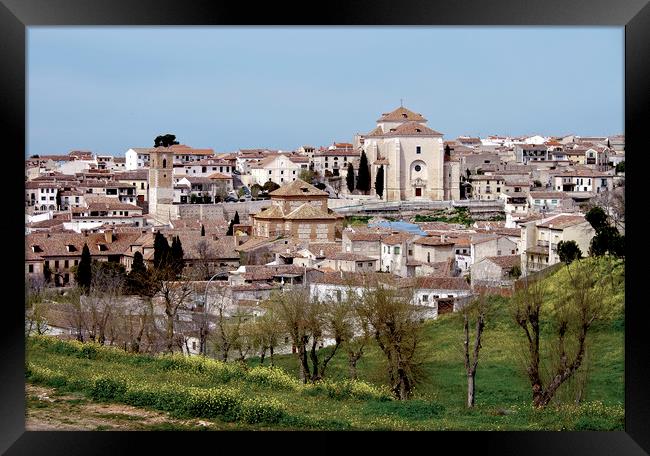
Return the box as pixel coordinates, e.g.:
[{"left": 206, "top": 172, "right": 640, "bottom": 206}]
[
  {"left": 302, "top": 379, "right": 392, "bottom": 401},
  {"left": 238, "top": 397, "right": 285, "bottom": 424},
  {"left": 246, "top": 366, "right": 299, "bottom": 390},
  {"left": 185, "top": 387, "right": 242, "bottom": 419},
  {"left": 90, "top": 376, "right": 127, "bottom": 401}
]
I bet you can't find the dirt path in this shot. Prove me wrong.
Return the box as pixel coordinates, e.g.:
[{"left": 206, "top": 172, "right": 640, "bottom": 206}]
[{"left": 25, "top": 384, "right": 222, "bottom": 431}]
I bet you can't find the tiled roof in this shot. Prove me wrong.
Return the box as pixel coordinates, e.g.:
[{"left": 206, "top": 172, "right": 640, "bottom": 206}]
[
  {"left": 382, "top": 232, "right": 416, "bottom": 245},
  {"left": 114, "top": 170, "right": 149, "bottom": 180},
  {"left": 407, "top": 276, "right": 471, "bottom": 291},
  {"left": 412, "top": 236, "right": 455, "bottom": 246},
  {"left": 483, "top": 255, "right": 521, "bottom": 269},
  {"left": 369, "top": 121, "right": 443, "bottom": 137},
  {"left": 284, "top": 203, "right": 336, "bottom": 220},
  {"left": 269, "top": 179, "right": 328, "bottom": 197},
  {"left": 376, "top": 106, "right": 427, "bottom": 123},
  {"left": 325, "top": 252, "right": 376, "bottom": 262},
  {"left": 536, "top": 214, "right": 587, "bottom": 230},
  {"left": 26, "top": 231, "right": 142, "bottom": 259},
  {"left": 207, "top": 172, "right": 232, "bottom": 180},
  {"left": 529, "top": 191, "right": 570, "bottom": 200}
]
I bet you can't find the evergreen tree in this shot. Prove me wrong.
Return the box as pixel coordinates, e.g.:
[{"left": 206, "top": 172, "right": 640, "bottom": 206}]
[
  {"left": 127, "top": 252, "right": 152, "bottom": 296},
  {"left": 75, "top": 243, "right": 92, "bottom": 293},
  {"left": 233, "top": 211, "right": 240, "bottom": 225},
  {"left": 55, "top": 190, "right": 62, "bottom": 210},
  {"left": 226, "top": 219, "right": 234, "bottom": 236},
  {"left": 153, "top": 231, "right": 171, "bottom": 270},
  {"left": 201, "top": 224, "right": 205, "bottom": 236},
  {"left": 43, "top": 261, "right": 52, "bottom": 284},
  {"left": 346, "top": 163, "right": 355, "bottom": 193},
  {"left": 171, "top": 236, "right": 184, "bottom": 275},
  {"left": 357, "top": 151, "right": 371, "bottom": 193},
  {"left": 557, "top": 240, "right": 582, "bottom": 265},
  {"left": 375, "top": 165, "right": 385, "bottom": 199}
]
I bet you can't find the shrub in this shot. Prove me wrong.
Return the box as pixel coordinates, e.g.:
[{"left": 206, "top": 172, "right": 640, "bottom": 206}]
[
  {"left": 185, "top": 387, "right": 242, "bottom": 419},
  {"left": 238, "top": 397, "right": 285, "bottom": 424},
  {"left": 90, "top": 376, "right": 127, "bottom": 401},
  {"left": 246, "top": 366, "right": 299, "bottom": 390}
]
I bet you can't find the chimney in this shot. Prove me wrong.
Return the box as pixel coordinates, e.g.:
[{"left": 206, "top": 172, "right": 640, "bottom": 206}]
[{"left": 104, "top": 228, "right": 113, "bottom": 243}]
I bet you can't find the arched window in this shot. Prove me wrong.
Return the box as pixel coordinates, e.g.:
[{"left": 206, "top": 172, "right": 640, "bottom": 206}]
[{"left": 162, "top": 158, "right": 167, "bottom": 169}]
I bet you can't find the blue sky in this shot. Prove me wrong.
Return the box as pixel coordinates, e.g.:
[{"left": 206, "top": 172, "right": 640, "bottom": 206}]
[{"left": 27, "top": 27, "right": 623, "bottom": 156}]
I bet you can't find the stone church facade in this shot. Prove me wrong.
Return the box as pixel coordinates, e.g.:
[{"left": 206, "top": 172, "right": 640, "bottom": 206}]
[{"left": 356, "top": 106, "right": 460, "bottom": 202}]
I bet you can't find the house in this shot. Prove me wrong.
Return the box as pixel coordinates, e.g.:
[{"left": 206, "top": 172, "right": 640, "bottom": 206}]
[
  {"left": 527, "top": 191, "right": 574, "bottom": 213},
  {"left": 470, "top": 255, "right": 521, "bottom": 285},
  {"left": 312, "top": 147, "right": 360, "bottom": 178},
  {"left": 316, "top": 253, "right": 379, "bottom": 273},
  {"left": 125, "top": 144, "right": 215, "bottom": 170},
  {"left": 519, "top": 213, "right": 596, "bottom": 275},
  {"left": 470, "top": 235, "right": 518, "bottom": 270},
  {"left": 25, "top": 229, "right": 142, "bottom": 286},
  {"left": 249, "top": 154, "right": 309, "bottom": 186},
  {"left": 309, "top": 272, "right": 472, "bottom": 319},
  {"left": 411, "top": 235, "right": 456, "bottom": 265},
  {"left": 468, "top": 175, "right": 504, "bottom": 200},
  {"left": 70, "top": 196, "right": 144, "bottom": 228},
  {"left": 379, "top": 232, "right": 417, "bottom": 276},
  {"left": 341, "top": 228, "right": 390, "bottom": 259},
  {"left": 550, "top": 170, "right": 614, "bottom": 194},
  {"left": 514, "top": 144, "right": 549, "bottom": 164},
  {"left": 114, "top": 169, "right": 150, "bottom": 203}
]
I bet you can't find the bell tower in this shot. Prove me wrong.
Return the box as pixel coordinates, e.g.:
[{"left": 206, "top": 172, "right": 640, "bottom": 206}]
[{"left": 148, "top": 147, "right": 174, "bottom": 223}]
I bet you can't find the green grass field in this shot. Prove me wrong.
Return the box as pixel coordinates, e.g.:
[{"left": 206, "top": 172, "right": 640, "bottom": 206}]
[{"left": 26, "top": 258, "right": 624, "bottom": 430}]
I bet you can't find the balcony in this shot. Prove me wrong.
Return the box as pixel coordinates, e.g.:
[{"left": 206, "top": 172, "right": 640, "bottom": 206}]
[{"left": 536, "top": 240, "right": 549, "bottom": 248}]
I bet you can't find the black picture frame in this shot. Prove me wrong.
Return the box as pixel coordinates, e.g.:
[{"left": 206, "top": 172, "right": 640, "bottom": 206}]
[{"left": 2, "top": 0, "right": 648, "bottom": 453}]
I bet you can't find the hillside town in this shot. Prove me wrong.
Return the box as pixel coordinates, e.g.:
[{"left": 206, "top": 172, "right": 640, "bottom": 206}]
[{"left": 25, "top": 105, "right": 625, "bottom": 355}]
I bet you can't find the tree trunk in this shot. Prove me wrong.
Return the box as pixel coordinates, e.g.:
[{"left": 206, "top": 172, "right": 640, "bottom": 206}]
[
  {"left": 166, "top": 312, "right": 174, "bottom": 354},
  {"left": 269, "top": 346, "right": 275, "bottom": 366},
  {"left": 467, "top": 374, "right": 475, "bottom": 408},
  {"left": 348, "top": 357, "right": 358, "bottom": 380},
  {"left": 259, "top": 347, "right": 266, "bottom": 365},
  {"left": 309, "top": 338, "right": 320, "bottom": 382}
]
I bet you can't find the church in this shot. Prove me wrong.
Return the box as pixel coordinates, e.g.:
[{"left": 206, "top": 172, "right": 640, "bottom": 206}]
[{"left": 355, "top": 106, "right": 460, "bottom": 202}]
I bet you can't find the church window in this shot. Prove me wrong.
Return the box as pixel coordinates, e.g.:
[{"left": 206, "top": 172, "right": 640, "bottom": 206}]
[
  {"left": 414, "top": 165, "right": 422, "bottom": 172},
  {"left": 162, "top": 159, "right": 166, "bottom": 168},
  {"left": 416, "top": 146, "right": 421, "bottom": 154}
]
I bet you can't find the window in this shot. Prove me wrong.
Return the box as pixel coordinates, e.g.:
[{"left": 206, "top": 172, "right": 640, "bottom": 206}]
[
  {"left": 280, "top": 171, "right": 284, "bottom": 175},
  {"left": 269, "top": 170, "right": 272, "bottom": 175},
  {"left": 393, "top": 246, "right": 400, "bottom": 254},
  {"left": 497, "top": 250, "right": 501, "bottom": 255},
  {"left": 496, "top": 187, "right": 501, "bottom": 193},
  {"left": 422, "top": 295, "right": 429, "bottom": 302},
  {"left": 414, "top": 165, "right": 422, "bottom": 172},
  {"left": 162, "top": 159, "right": 167, "bottom": 168},
  {"left": 54, "top": 260, "right": 59, "bottom": 269},
  {"left": 64, "top": 260, "right": 69, "bottom": 268},
  {"left": 535, "top": 200, "right": 541, "bottom": 204},
  {"left": 357, "top": 262, "right": 363, "bottom": 267},
  {"left": 367, "top": 262, "right": 373, "bottom": 266},
  {"left": 141, "top": 182, "right": 145, "bottom": 189},
  {"left": 28, "top": 264, "right": 33, "bottom": 273},
  {"left": 336, "top": 290, "right": 342, "bottom": 303},
  {"left": 448, "top": 295, "right": 453, "bottom": 298},
  {"left": 416, "top": 146, "right": 421, "bottom": 154},
  {"left": 551, "top": 199, "right": 557, "bottom": 204}
]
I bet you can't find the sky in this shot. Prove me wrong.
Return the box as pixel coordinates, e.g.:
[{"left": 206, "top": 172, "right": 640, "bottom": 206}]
[{"left": 27, "top": 27, "right": 624, "bottom": 157}]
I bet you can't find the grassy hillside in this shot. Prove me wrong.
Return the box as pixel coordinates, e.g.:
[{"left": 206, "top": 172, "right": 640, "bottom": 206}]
[{"left": 26, "top": 257, "right": 624, "bottom": 430}]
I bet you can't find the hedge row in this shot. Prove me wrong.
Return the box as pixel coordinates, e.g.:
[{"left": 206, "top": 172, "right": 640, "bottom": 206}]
[
  {"left": 26, "top": 362, "right": 285, "bottom": 425},
  {"left": 28, "top": 336, "right": 393, "bottom": 402}
]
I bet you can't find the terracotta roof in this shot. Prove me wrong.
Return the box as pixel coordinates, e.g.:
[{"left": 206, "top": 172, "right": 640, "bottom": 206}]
[
  {"left": 382, "top": 232, "right": 416, "bottom": 245},
  {"left": 325, "top": 252, "right": 376, "bottom": 262},
  {"left": 343, "top": 230, "right": 389, "bottom": 242},
  {"left": 529, "top": 191, "right": 570, "bottom": 200},
  {"left": 253, "top": 205, "right": 286, "bottom": 220},
  {"left": 377, "top": 106, "right": 427, "bottom": 123},
  {"left": 114, "top": 170, "right": 148, "bottom": 180},
  {"left": 368, "top": 121, "right": 443, "bottom": 137},
  {"left": 284, "top": 203, "right": 336, "bottom": 220},
  {"left": 536, "top": 214, "right": 587, "bottom": 230},
  {"left": 26, "top": 231, "right": 142, "bottom": 259},
  {"left": 269, "top": 179, "right": 328, "bottom": 197},
  {"left": 483, "top": 255, "right": 521, "bottom": 270},
  {"left": 407, "top": 276, "right": 471, "bottom": 291},
  {"left": 314, "top": 149, "right": 360, "bottom": 157},
  {"left": 207, "top": 172, "right": 232, "bottom": 180},
  {"left": 412, "top": 236, "right": 455, "bottom": 246}
]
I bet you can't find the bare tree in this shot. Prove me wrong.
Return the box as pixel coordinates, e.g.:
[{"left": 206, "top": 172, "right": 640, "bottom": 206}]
[
  {"left": 85, "top": 262, "right": 126, "bottom": 345},
  {"left": 151, "top": 266, "right": 194, "bottom": 354},
  {"left": 25, "top": 275, "right": 50, "bottom": 336},
  {"left": 462, "top": 294, "right": 488, "bottom": 408},
  {"left": 256, "top": 302, "right": 284, "bottom": 366},
  {"left": 512, "top": 260, "right": 608, "bottom": 408},
  {"left": 357, "top": 285, "right": 425, "bottom": 400},
  {"left": 207, "top": 284, "right": 239, "bottom": 361},
  {"left": 192, "top": 239, "right": 215, "bottom": 280}
]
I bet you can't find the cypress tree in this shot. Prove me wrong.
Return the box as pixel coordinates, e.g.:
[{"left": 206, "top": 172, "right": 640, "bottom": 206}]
[
  {"left": 43, "top": 261, "right": 52, "bottom": 284},
  {"left": 233, "top": 211, "right": 240, "bottom": 225},
  {"left": 226, "top": 220, "right": 234, "bottom": 236},
  {"left": 375, "top": 165, "right": 385, "bottom": 199},
  {"left": 357, "top": 151, "right": 371, "bottom": 193},
  {"left": 75, "top": 243, "right": 92, "bottom": 293},
  {"left": 346, "top": 163, "right": 355, "bottom": 193},
  {"left": 171, "top": 236, "right": 184, "bottom": 275},
  {"left": 153, "top": 231, "right": 171, "bottom": 270}
]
